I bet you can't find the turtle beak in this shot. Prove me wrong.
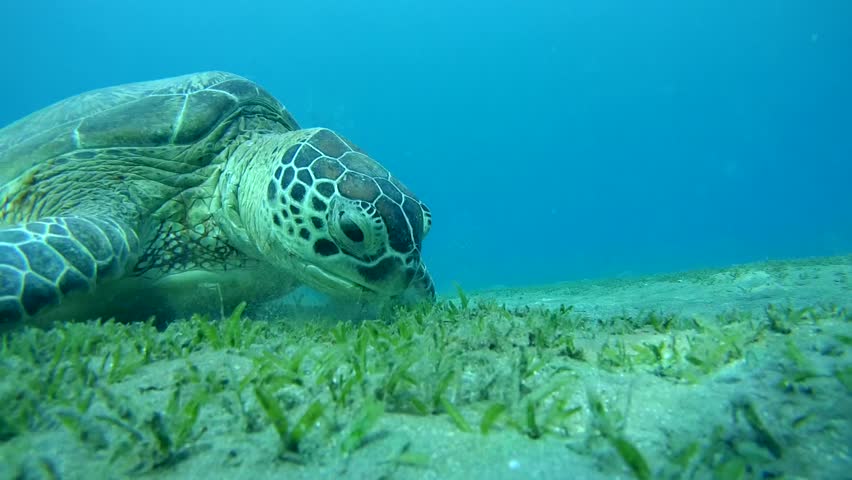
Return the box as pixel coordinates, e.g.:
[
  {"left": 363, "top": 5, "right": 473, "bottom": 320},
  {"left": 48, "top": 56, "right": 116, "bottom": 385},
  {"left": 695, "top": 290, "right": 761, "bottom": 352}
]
[
  {"left": 396, "top": 262, "right": 436, "bottom": 304},
  {"left": 301, "top": 263, "right": 380, "bottom": 299}
]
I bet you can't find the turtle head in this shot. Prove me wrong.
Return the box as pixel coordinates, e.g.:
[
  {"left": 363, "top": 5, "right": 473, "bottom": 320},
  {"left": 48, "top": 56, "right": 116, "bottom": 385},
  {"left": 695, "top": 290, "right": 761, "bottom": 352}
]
[{"left": 223, "top": 128, "right": 434, "bottom": 303}]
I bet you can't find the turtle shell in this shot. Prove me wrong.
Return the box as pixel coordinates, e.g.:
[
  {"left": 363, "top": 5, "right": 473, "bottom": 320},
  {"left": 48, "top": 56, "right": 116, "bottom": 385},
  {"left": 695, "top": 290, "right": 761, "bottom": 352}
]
[{"left": 0, "top": 71, "right": 300, "bottom": 186}]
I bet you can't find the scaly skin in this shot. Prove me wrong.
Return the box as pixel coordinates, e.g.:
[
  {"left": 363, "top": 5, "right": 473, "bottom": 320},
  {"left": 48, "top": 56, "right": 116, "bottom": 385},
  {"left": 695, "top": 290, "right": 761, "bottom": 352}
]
[{"left": 0, "top": 216, "right": 139, "bottom": 322}]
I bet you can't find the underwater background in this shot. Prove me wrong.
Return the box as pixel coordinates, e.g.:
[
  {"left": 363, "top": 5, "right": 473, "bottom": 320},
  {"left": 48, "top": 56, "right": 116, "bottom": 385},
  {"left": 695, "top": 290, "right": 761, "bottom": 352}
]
[{"left": 1, "top": 0, "right": 850, "bottom": 295}]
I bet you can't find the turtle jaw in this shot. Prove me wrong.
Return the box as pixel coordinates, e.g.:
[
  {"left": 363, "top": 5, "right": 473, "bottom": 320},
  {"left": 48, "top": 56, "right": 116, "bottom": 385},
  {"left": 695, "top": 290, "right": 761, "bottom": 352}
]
[
  {"left": 299, "top": 257, "right": 435, "bottom": 304},
  {"left": 301, "top": 263, "right": 378, "bottom": 298},
  {"left": 397, "top": 262, "right": 436, "bottom": 303},
  {"left": 291, "top": 251, "right": 425, "bottom": 302}
]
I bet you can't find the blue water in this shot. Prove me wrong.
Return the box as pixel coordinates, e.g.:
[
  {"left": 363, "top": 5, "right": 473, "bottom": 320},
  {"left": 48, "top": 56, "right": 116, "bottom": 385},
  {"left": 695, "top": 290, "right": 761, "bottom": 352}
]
[{"left": 2, "top": 0, "right": 850, "bottom": 295}]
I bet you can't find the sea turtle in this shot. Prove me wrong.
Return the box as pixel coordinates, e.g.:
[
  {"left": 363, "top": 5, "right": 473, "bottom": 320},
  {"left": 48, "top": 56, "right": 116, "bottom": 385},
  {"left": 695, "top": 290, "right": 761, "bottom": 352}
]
[{"left": 0, "top": 71, "right": 434, "bottom": 326}]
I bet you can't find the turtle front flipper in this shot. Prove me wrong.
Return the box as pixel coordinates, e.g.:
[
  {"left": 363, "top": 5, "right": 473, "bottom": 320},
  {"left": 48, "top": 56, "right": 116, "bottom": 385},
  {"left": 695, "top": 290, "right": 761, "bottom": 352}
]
[{"left": 0, "top": 216, "right": 140, "bottom": 324}]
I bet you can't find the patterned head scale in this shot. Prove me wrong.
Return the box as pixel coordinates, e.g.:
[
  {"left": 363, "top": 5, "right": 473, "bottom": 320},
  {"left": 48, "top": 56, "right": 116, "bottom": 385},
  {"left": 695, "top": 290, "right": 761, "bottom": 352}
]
[{"left": 263, "top": 128, "right": 434, "bottom": 300}]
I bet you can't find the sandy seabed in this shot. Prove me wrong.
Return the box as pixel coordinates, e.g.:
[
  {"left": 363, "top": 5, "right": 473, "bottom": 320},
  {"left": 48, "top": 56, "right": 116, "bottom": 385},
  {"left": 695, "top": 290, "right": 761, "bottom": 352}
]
[{"left": 1, "top": 255, "right": 850, "bottom": 480}]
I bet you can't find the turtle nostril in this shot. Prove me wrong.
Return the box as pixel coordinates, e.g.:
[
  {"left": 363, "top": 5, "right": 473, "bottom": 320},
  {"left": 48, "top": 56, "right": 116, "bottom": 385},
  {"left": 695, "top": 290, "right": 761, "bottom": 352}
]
[{"left": 339, "top": 215, "right": 364, "bottom": 242}]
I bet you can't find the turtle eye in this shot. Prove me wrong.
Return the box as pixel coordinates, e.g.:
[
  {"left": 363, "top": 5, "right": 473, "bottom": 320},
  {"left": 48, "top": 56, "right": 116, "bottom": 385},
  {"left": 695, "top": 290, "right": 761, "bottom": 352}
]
[
  {"left": 339, "top": 215, "right": 364, "bottom": 243},
  {"left": 329, "top": 199, "right": 381, "bottom": 257}
]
